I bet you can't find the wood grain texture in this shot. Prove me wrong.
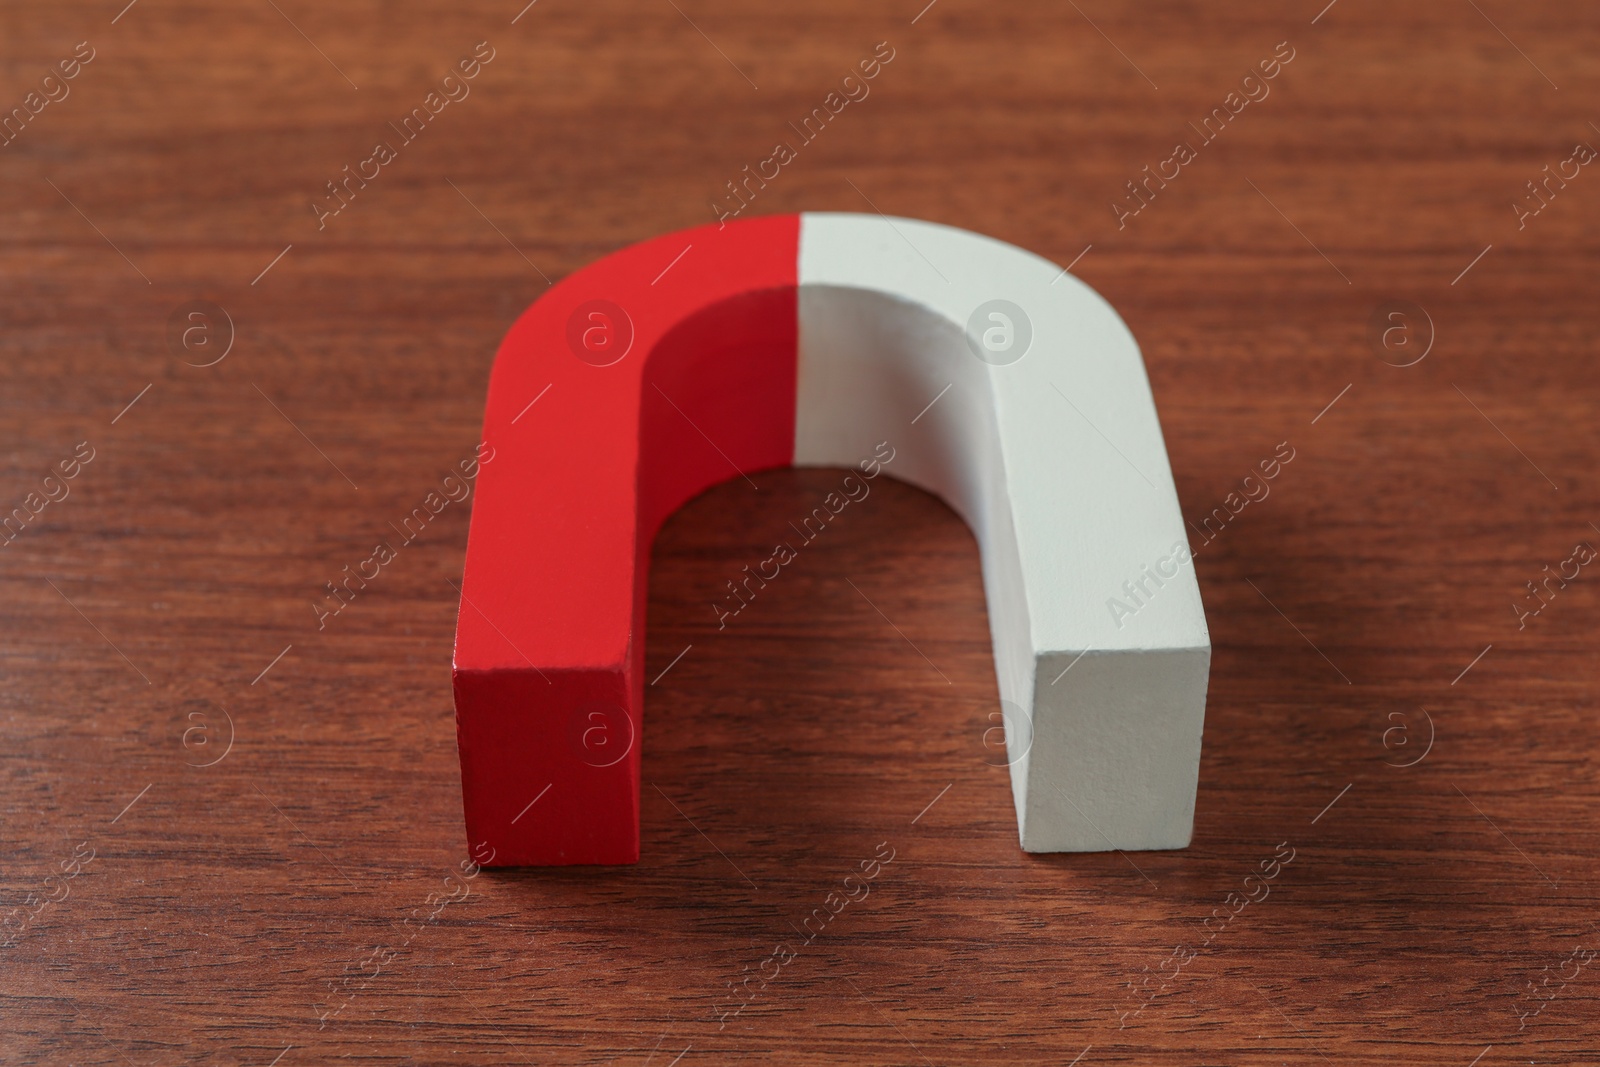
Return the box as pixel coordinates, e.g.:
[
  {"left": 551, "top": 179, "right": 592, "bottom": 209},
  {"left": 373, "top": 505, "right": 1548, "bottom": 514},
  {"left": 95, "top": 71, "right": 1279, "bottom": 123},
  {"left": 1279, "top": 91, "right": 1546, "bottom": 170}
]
[{"left": 3, "top": 1, "right": 1599, "bottom": 1063}]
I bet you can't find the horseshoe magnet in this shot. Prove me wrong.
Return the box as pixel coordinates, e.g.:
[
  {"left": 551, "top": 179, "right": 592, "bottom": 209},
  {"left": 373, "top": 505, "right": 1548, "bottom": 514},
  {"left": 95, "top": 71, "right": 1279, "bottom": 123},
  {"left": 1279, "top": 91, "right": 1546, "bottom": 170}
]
[{"left": 453, "top": 212, "right": 1210, "bottom": 866}]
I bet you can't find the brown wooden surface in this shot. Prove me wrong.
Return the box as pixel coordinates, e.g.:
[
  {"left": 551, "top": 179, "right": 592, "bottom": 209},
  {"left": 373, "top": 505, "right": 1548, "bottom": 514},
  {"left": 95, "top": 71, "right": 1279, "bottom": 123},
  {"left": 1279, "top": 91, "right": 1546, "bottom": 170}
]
[{"left": 4, "top": 1, "right": 1600, "bottom": 1063}]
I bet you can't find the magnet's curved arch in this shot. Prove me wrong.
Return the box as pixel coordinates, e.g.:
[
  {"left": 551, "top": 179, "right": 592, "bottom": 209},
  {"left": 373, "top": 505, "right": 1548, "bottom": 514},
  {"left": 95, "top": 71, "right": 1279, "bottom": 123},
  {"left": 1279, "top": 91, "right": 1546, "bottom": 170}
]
[{"left": 453, "top": 212, "right": 1210, "bottom": 866}]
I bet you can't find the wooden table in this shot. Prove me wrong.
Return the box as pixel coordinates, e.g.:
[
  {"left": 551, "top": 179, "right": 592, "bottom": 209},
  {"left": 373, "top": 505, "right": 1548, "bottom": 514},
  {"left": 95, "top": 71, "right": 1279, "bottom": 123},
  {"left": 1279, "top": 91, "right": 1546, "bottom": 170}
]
[{"left": 4, "top": 1, "right": 1597, "bottom": 1062}]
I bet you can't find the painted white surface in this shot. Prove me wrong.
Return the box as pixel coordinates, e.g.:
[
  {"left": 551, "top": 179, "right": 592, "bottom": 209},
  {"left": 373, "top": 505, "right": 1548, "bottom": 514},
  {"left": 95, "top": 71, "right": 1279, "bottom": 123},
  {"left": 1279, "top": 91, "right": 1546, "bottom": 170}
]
[{"left": 795, "top": 212, "right": 1210, "bottom": 852}]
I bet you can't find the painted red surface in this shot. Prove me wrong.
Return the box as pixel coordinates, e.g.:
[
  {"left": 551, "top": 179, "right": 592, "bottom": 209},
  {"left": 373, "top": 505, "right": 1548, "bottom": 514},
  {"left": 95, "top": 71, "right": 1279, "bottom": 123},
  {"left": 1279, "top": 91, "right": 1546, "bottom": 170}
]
[{"left": 453, "top": 214, "right": 801, "bottom": 865}]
